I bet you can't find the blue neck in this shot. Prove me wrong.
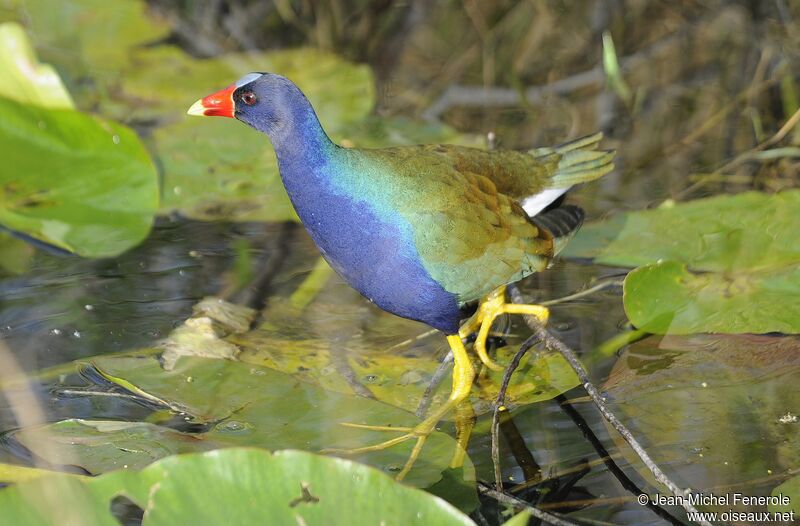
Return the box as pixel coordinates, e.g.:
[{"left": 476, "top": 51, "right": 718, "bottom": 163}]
[{"left": 267, "top": 99, "right": 337, "bottom": 174}]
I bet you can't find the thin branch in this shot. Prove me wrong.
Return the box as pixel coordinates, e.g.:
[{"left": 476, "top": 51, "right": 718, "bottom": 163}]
[
  {"left": 507, "top": 284, "right": 711, "bottom": 526},
  {"left": 415, "top": 350, "right": 453, "bottom": 417},
  {"left": 477, "top": 482, "right": 582, "bottom": 526},
  {"left": 556, "top": 394, "right": 687, "bottom": 526},
  {"left": 499, "top": 410, "right": 542, "bottom": 484},
  {"left": 491, "top": 334, "right": 539, "bottom": 490},
  {"left": 540, "top": 279, "right": 624, "bottom": 307},
  {"left": 329, "top": 344, "right": 376, "bottom": 400}
]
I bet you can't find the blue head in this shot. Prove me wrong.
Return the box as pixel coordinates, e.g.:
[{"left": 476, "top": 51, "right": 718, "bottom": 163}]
[{"left": 187, "top": 72, "right": 330, "bottom": 149}]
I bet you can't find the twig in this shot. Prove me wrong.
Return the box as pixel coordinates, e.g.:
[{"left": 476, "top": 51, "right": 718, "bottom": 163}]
[
  {"left": 498, "top": 410, "right": 542, "bottom": 484},
  {"left": 477, "top": 482, "right": 582, "bottom": 526},
  {"left": 556, "top": 394, "right": 687, "bottom": 526},
  {"left": 540, "top": 279, "right": 624, "bottom": 307},
  {"left": 491, "top": 334, "right": 539, "bottom": 490},
  {"left": 386, "top": 328, "right": 439, "bottom": 353},
  {"left": 329, "top": 344, "right": 376, "bottom": 400},
  {"left": 415, "top": 350, "right": 453, "bottom": 417},
  {"left": 507, "top": 284, "right": 711, "bottom": 526}
]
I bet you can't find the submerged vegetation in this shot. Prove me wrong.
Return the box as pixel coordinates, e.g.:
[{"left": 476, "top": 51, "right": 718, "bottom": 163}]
[{"left": 1, "top": 1, "right": 800, "bottom": 524}]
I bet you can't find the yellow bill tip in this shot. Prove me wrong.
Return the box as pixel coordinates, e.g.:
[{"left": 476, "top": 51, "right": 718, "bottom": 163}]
[{"left": 187, "top": 99, "right": 206, "bottom": 116}]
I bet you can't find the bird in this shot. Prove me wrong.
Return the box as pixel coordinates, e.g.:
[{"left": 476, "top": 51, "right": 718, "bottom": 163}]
[{"left": 188, "top": 72, "right": 614, "bottom": 479}]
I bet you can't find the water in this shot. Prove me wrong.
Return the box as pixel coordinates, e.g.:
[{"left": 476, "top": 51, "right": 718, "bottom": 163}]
[{"left": 0, "top": 210, "right": 796, "bottom": 525}]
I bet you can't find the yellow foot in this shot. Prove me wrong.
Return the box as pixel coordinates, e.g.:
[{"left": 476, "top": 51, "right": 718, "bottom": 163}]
[
  {"left": 459, "top": 285, "right": 550, "bottom": 371},
  {"left": 322, "top": 417, "right": 438, "bottom": 481},
  {"left": 322, "top": 335, "right": 476, "bottom": 481}
]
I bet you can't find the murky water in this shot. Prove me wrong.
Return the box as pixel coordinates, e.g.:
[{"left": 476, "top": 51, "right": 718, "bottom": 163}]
[{"left": 1, "top": 202, "right": 797, "bottom": 525}]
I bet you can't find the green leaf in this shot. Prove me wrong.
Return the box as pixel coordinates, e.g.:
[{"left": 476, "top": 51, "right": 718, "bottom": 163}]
[
  {"left": 9, "top": 0, "right": 169, "bottom": 77},
  {"left": 771, "top": 475, "right": 800, "bottom": 516},
  {"left": 0, "top": 23, "right": 73, "bottom": 108},
  {"left": 565, "top": 191, "right": 800, "bottom": 273},
  {"left": 603, "top": 333, "right": 800, "bottom": 505},
  {"left": 0, "top": 97, "right": 158, "bottom": 257},
  {"left": 142, "top": 449, "right": 475, "bottom": 526},
  {"left": 565, "top": 191, "right": 800, "bottom": 334},
  {"left": 10, "top": 420, "right": 227, "bottom": 473},
  {"left": 155, "top": 117, "right": 297, "bottom": 222},
  {"left": 624, "top": 261, "right": 800, "bottom": 334},
  {"left": 240, "top": 278, "right": 578, "bottom": 415},
  {"left": 36, "top": 355, "right": 475, "bottom": 491},
  {"left": 126, "top": 46, "right": 374, "bottom": 125},
  {"left": 502, "top": 511, "right": 532, "bottom": 526},
  {"left": 0, "top": 448, "right": 476, "bottom": 526},
  {"left": 0, "top": 462, "right": 75, "bottom": 484}
]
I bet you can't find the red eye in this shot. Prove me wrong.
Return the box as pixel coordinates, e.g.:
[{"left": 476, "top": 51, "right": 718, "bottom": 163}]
[{"left": 241, "top": 91, "right": 257, "bottom": 105}]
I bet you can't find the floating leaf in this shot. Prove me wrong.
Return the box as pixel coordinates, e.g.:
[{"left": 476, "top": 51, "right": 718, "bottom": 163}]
[
  {"left": 154, "top": 117, "right": 297, "bottom": 222},
  {"left": 771, "top": 475, "right": 800, "bottom": 516},
  {"left": 10, "top": 420, "right": 224, "bottom": 473},
  {"left": 0, "top": 462, "right": 73, "bottom": 484},
  {"left": 0, "top": 23, "right": 73, "bottom": 108},
  {"left": 565, "top": 191, "right": 800, "bottom": 334},
  {"left": 0, "top": 97, "right": 158, "bottom": 257},
  {"left": 603, "top": 333, "right": 800, "bottom": 506},
  {"left": 139, "top": 449, "right": 475, "bottom": 526},
  {"left": 0, "top": 448, "right": 476, "bottom": 526},
  {"left": 126, "top": 46, "right": 374, "bottom": 126},
  {"left": 624, "top": 260, "right": 800, "bottom": 334},
  {"left": 8, "top": 0, "right": 169, "bottom": 78},
  {"left": 61, "top": 355, "right": 475, "bottom": 490},
  {"left": 565, "top": 191, "right": 800, "bottom": 272},
  {"left": 238, "top": 276, "right": 578, "bottom": 416}
]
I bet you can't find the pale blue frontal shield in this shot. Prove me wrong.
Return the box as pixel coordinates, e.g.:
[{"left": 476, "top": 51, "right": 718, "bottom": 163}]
[{"left": 235, "top": 73, "right": 263, "bottom": 88}]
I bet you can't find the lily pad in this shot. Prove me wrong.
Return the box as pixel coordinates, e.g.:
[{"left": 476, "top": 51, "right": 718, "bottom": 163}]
[
  {"left": 0, "top": 448, "right": 476, "bottom": 526},
  {"left": 50, "top": 355, "right": 475, "bottom": 491},
  {"left": 0, "top": 23, "right": 158, "bottom": 257},
  {"left": 155, "top": 117, "right": 297, "bottom": 222},
  {"left": 771, "top": 475, "right": 800, "bottom": 516},
  {"left": 0, "top": 97, "right": 158, "bottom": 257},
  {"left": 624, "top": 260, "right": 800, "bottom": 334},
  {"left": 126, "top": 46, "right": 374, "bottom": 126},
  {"left": 565, "top": 191, "right": 800, "bottom": 272},
  {"left": 565, "top": 191, "right": 800, "bottom": 334},
  {"left": 9, "top": 420, "right": 224, "bottom": 473},
  {"left": 8, "top": 0, "right": 169, "bottom": 81},
  {"left": 238, "top": 276, "right": 579, "bottom": 416},
  {"left": 0, "top": 23, "right": 73, "bottom": 109},
  {"left": 603, "top": 333, "right": 800, "bottom": 509}
]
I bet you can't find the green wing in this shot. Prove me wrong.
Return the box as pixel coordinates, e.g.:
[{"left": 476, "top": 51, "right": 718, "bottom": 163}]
[
  {"left": 353, "top": 137, "right": 611, "bottom": 303},
  {"left": 356, "top": 146, "right": 556, "bottom": 302}
]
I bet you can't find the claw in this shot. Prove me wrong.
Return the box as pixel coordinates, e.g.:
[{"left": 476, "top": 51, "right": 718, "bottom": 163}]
[
  {"left": 459, "top": 285, "right": 550, "bottom": 371},
  {"left": 322, "top": 335, "right": 475, "bottom": 481},
  {"left": 325, "top": 288, "right": 551, "bottom": 480}
]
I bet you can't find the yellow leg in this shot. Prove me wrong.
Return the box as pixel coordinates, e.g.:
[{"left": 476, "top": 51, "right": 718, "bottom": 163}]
[
  {"left": 323, "top": 335, "right": 475, "bottom": 481},
  {"left": 459, "top": 285, "right": 550, "bottom": 372},
  {"left": 449, "top": 400, "right": 475, "bottom": 469}
]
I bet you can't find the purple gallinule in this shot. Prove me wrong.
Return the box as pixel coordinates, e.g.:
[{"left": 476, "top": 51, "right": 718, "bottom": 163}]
[{"left": 189, "top": 73, "right": 614, "bottom": 478}]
